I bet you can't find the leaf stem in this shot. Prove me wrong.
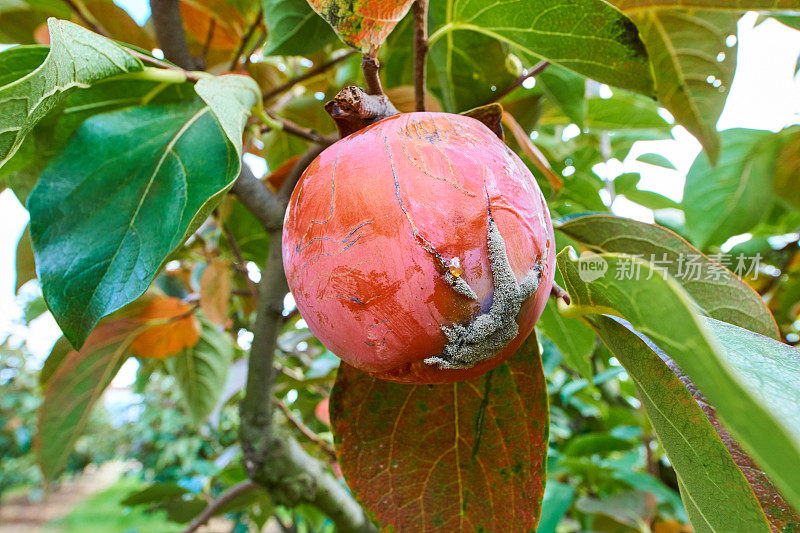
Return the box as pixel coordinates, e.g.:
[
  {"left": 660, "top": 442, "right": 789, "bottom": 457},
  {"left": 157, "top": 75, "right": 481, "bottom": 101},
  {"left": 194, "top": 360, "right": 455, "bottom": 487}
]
[{"left": 412, "top": 0, "right": 429, "bottom": 112}]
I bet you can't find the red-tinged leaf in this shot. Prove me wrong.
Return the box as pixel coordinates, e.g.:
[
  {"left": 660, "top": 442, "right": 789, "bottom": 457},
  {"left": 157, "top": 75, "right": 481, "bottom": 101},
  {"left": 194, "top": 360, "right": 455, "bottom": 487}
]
[
  {"left": 330, "top": 335, "right": 549, "bottom": 532},
  {"left": 36, "top": 319, "right": 144, "bottom": 480},
  {"left": 180, "top": 0, "right": 245, "bottom": 51},
  {"left": 131, "top": 296, "right": 200, "bottom": 359},
  {"left": 306, "top": 0, "right": 415, "bottom": 53},
  {"left": 265, "top": 155, "right": 301, "bottom": 192},
  {"left": 200, "top": 259, "right": 232, "bottom": 325}
]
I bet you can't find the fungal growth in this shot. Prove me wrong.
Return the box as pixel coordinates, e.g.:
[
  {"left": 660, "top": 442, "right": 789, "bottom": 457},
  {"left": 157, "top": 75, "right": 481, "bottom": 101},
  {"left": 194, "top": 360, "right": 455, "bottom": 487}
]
[{"left": 425, "top": 214, "right": 548, "bottom": 369}]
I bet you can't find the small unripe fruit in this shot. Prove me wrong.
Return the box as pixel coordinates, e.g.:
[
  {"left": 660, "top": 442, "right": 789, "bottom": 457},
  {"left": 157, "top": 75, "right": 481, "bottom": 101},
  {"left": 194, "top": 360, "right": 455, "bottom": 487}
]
[{"left": 283, "top": 112, "right": 555, "bottom": 384}]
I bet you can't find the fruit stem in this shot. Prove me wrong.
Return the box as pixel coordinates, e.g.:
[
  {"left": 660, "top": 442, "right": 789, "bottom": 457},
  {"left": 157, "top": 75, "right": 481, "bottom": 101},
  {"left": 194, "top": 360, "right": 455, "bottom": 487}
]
[{"left": 325, "top": 86, "right": 400, "bottom": 138}]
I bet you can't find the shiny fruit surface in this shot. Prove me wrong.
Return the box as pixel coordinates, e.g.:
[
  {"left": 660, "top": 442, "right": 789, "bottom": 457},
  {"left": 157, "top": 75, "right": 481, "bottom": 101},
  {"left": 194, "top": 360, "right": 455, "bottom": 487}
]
[{"left": 283, "top": 112, "right": 555, "bottom": 383}]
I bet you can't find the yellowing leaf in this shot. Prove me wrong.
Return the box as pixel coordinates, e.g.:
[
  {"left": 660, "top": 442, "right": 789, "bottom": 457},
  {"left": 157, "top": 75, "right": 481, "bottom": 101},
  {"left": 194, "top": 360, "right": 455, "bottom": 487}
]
[
  {"left": 307, "top": 0, "right": 415, "bottom": 52},
  {"left": 200, "top": 259, "right": 232, "bottom": 325},
  {"left": 131, "top": 296, "right": 200, "bottom": 359}
]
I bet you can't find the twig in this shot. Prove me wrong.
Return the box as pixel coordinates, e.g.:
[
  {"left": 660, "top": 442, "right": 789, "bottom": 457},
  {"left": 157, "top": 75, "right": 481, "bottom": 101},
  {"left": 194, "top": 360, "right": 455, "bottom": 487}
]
[
  {"left": 149, "top": 0, "right": 197, "bottom": 70},
  {"left": 261, "top": 111, "right": 337, "bottom": 146},
  {"left": 63, "top": 0, "right": 109, "bottom": 36},
  {"left": 274, "top": 400, "right": 337, "bottom": 459},
  {"left": 486, "top": 60, "right": 549, "bottom": 104},
  {"left": 183, "top": 480, "right": 261, "bottom": 533},
  {"left": 230, "top": 8, "right": 264, "bottom": 71},
  {"left": 550, "top": 283, "right": 570, "bottom": 305},
  {"left": 221, "top": 222, "right": 259, "bottom": 301},
  {"left": 230, "top": 161, "right": 284, "bottom": 231},
  {"left": 125, "top": 50, "right": 208, "bottom": 82},
  {"left": 412, "top": 0, "right": 429, "bottom": 112},
  {"left": 263, "top": 51, "right": 357, "bottom": 102},
  {"left": 200, "top": 18, "right": 216, "bottom": 67},
  {"left": 361, "top": 54, "right": 384, "bottom": 95}
]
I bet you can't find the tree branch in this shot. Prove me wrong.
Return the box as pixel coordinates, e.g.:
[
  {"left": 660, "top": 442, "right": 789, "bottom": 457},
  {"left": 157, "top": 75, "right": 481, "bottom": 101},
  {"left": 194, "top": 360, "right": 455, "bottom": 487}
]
[
  {"left": 263, "top": 51, "right": 357, "bottom": 103},
  {"left": 361, "top": 54, "right": 384, "bottom": 95},
  {"left": 235, "top": 148, "right": 374, "bottom": 532},
  {"left": 274, "top": 399, "right": 337, "bottom": 460},
  {"left": 230, "top": 161, "right": 284, "bottom": 231},
  {"left": 63, "top": 0, "right": 109, "bottom": 36},
  {"left": 485, "top": 60, "right": 549, "bottom": 104},
  {"left": 183, "top": 480, "right": 261, "bottom": 533},
  {"left": 149, "top": 0, "right": 197, "bottom": 70},
  {"left": 412, "top": 0, "right": 429, "bottom": 112},
  {"left": 229, "top": 8, "right": 264, "bottom": 71},
  {"left": 262, "top": 111, "right": 337, "bottom": 146}
]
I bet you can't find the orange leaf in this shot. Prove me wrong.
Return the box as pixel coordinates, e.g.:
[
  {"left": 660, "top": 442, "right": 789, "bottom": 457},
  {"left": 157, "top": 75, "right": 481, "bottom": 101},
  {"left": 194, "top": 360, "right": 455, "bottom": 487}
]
[
  {"left": 265, "top": 155, "right": 301, "bottom": 192},
  {"left": 131, "top": 296, "right": 200, "bottom": 359},
  {"left": 200, "top": 260, "right": 232, "bottom": 326},
  {"left": 179, "top": 0, "right": 243, "bottom": 51},
  {"left": 307, "top": 0, "right": 415, "bottom": 53},
  {"left": 501, "top": 110, "right": 563, "bottom": 192}
]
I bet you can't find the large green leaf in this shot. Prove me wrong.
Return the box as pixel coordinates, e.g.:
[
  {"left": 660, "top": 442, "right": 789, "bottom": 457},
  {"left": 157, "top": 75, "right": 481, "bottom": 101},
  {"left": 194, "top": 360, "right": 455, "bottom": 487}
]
[
  {"left": 165, "top": 318, "right": 235, "bottom": 425},
  {"left": 556, "top": 248, "right": 800, "bottom": 511},
  {"left": 683, "top": 128, "right": 779, "bottom": 248},
  {"left": 556, "top": 214, "right": 779, "bottom": 338},
  {"left": 0, "top": 0, "right": 71, "bottom": 44},
  {"left": 540, "top": 92, "right": 671, "bottom": 131},
  {"left": 330, "top": 335, "right": 549, "bottom": 531},
  {"left": 29, "top": 77, "right": 257, "bottom": 348},
  {"left": 427, "top": 0, "right": 654, "bottom": 96},
  {"left": 586, "top": 315, "right": 769, "bottom": 532},
  {"left": 0, "top": 18, "right": 142, "bottom": 170},
  {"left": 1, "top": 76, "right": 197, "bottom": 202},
  {"left": 36, "top": 318, "right": 143, "bottom": 479},
  {"left": 536, "top": 65, "right": 586, "bottom": 128},
  {"left": 610, "top": 6, "right": 737, "bottom": 163},
  {"left": 262, "top": 0, "right": 338, "bottom": 56},
  {"left": 612, "top": 1, "right": 800, "bottom": 9}
]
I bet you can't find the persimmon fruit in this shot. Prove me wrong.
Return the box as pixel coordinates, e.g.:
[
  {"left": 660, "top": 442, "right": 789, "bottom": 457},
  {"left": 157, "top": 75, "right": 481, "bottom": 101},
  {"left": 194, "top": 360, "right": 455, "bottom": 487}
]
[{"left": 282, "top": 112, "right": 555, "bottom": 384}]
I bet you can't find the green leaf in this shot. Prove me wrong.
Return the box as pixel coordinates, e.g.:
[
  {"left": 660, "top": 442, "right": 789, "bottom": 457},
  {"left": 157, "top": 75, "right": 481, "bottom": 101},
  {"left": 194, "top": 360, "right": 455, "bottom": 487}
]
[
  {"left": 536, "top": 65, "right": 586, "bottom": 128},
  {"left": 0, "top": 18, "right": 143, "bottom": 171},
  {"left": 537, "top": 481, "right": 575, "bottom": 533},
  {"left": 121, "top": 482, "right": 190, "bottom": 506},
  {"left": 683, "top": 128, "right": 779, "bottom": 248},
  {"left": 428, "top": 0, "right": 654, "bottom": 96},
  {"left": 556, "top": 214, "right": 779, "bottom": 339},
  {"left": 30, "top": 80, "right": 253, "bottom": 348},
  {"left": 622, "top": 189, "right": 680, "bottom": 210},
  {"left": 556, "top": 248, "right": 800, "bottom": 512},
  {"left": 262, "top": 0, "right": 337, "bottom": 56},
  {"left": 585, "top": 93, "right": 670, "bottom": 130},
  {"left": 36, "top": 319, "right": 142, "bottom": 479},
  {"left": 586, "top": 315, "right": 770, "bottom": 532},
  {"left": 14, "top": 224, "right": 35, "bottom": 292},
  {"left": 195, "top": 74, "right": 261, "bottom": 154},
  {"left": 611, "top": 7, "right": 737, "bottom": 163},
  {"left": 1, "top": 78, "right": 197, "bottom": 202},
  {"left": 0, "top": 44, "right": 48, "bottom": 85},
  {"left": 0, "top": 1, "right": 71, "bottom": 44},
  {"left": 636, "top": 152, "right": 677, "bottom": 169},
  {"left": 563, "top": 433, "right": 635, "bottom": 457},
  {"left": 164, "top": 318, "right": 235, "bottom": 425},
  {"left": 330, "top": 335, "right": 549, "bottom": 531},
  {"left": 773, "top": 127, "right": 800, "bottom": 210},
  {"left": 536, "top": 299, "right": 595, "bottom": 379}
]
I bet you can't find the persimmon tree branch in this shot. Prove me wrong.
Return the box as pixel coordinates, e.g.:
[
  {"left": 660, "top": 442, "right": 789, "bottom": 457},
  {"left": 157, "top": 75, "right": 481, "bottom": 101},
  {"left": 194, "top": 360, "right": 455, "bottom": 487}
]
[
  {"left": 149, "top": 0, "right": 197, "bottom": 70},
  {"left": 234, "top": 150, "right": 376, "bottom": 533},
  {"left": 486, "top": 60, "right": 549, "bottom": 104},
  {"left": 412, "top": 0, "right": 429, "bottom": 112},
  {"left": 361, "top": 54, "right": 384, "bottom": 95},
  {"left": 263, "top": 50, "right": 357, "bottom": 102},
  {"left": 183, "top": 480, "right": 261, "bottom": 533},
  {"left": 230, "top": 8, "right": 264, "bottom": 71}
]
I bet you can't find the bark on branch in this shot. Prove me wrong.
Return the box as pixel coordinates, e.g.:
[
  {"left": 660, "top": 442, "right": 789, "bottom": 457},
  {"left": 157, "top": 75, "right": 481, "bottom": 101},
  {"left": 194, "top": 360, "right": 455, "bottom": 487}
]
[
  {"left": 149, "top": 0, "right": 197, "bottom": 70},
  {"left": 235, "top": 150, "right": 376, "bottom": 533},
  {"left": 412, "top": 0, "right": 429, "bottom": 112}
]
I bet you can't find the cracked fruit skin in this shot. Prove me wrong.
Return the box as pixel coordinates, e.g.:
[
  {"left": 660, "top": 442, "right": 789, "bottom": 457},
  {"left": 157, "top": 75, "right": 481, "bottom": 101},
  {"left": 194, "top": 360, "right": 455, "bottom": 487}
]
[{"left": 282, "top": 112, "right": 555, "bottom": 384}]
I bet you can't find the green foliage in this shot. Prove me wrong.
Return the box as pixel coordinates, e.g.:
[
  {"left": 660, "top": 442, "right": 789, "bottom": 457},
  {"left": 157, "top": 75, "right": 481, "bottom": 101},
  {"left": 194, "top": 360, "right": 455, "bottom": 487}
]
[{"left": 2, "top": 1, "right": 800, "bottom": 532}]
